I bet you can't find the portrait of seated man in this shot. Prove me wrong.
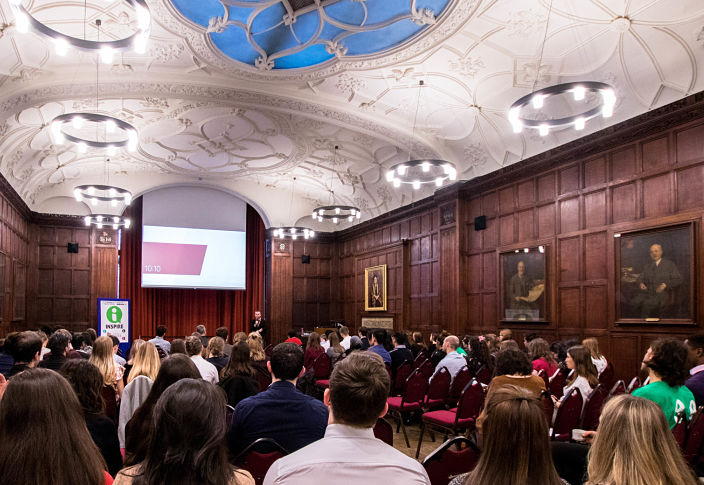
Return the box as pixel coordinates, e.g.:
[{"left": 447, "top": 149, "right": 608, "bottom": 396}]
[{"left": 630, "top": 243, "right": 683, "bottom": 318}]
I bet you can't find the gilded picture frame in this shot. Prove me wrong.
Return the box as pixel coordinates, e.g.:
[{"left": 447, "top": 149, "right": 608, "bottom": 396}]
[
  {"left": 500, "top": 246, "right": 548, "bottom": 322},
  {"left": 364, "top": 264, "right": 387, "bottom": 312}
]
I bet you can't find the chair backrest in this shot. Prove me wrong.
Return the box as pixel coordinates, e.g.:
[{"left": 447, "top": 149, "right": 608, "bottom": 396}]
[
  {"left": 264, "top": 344, "right": 274, "bottom": 357},
  {"left": 552, "top": 388, "right": 583, "bottom": 438},
  {"left": 607, "top": 380, "right": 626, "bottom": 398},
  {"left": 234, "top": 438, "right": 289, "bottom": 485},
  {"left": 598, "top": 361, "right": 615, "bottom": 389},
  {"left": 254, "top": 365, "right": 272, "bottom": 392},
  {"left": 474, "top": 365, "right": 492, "bottom": 385},
  {"left": 537, "top": 369, "right": 549, "bottom": 389},
  {"left": 548, "top": 369, "right": 566, "bottom": 399},
  {"left": 540, "top": 390, "right": 554, "bottom": 427},
  {"left": 312, "top": 352, "right": 331, "bottom": 379},
  {"left": 402, "top": 369, "right": 429, "bottom": 406},
  {"left": 448, "top": 366, "right": 471, "bottom": 403},
  {"left": 456, "top": 379, "right": 484, "bottom": 422},
  {"left": 413, "top": 352, "right": 426, "bottom": 369},
  {"left": 394, "top": 361, "right": 414, "bottom": 394},
  {"left": 581, "top": 385, "right": 606, "bottom": 431},
  {"left": 626, "top": 376, "right": 641, "bottom": 393},
  {"left": 226, "top": 404, "right": 235, "bottom": 429},
  {"left": 422, "top": 436, "right": 480, "bottom": 485},
  {"left": 426, "top": 366, "right": 452, "bottom": 405},
  {"left": 684, "top": 408, "right": 704, "bottom": 465},
  {"left": 419, "top": 359, "right": 435, "bottom": 380},
  {"left": 101, "top": 385, "right": 118, "bottom": 423},
  {"left": 372, "top": 417, "right": 393, "bottom": 446},
  {"left": 673, "top": 411, "right": 688, "bottom": 451}
]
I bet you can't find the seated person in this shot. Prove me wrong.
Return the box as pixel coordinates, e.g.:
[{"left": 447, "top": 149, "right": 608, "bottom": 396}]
[
  {"left": 430, "top": 336, "right": 466, "bottom": 384},
  {"left": 686, "top": 333, "right": 704, "bottom": 406},
  {"left": 228, "top": 342, "right": 328, "bottom": 456},
  {"left": 38, "top": 331, "right": 70, "bottom": 371},
  {"left": 368, "top": 329, "right": 391, "bottom": 365},
  {"left": 390, "top": 332, "right": 414, "bottom": 372},
  {"left": 264, "top": 352, "right": 430, "bottom": 484},
  {"left": 185, "top": 335, "right": 219, "bottom": 384},
  {"left": 219, "top": 341, "right": 259, "bottom": 408},
  {"left": 555, "top": 346, "right": 599, "bottom": 412},
  {"left": 582, "top": 337, "right": 608, "bottom": 376},
  {"left": 6, "top": 331, "right": 42, "bottom": 377},
  {"left": 527, "top": 338, "right": 558, "bottom": 377},
  {"left": 632, "top": 338, "right": 696, "bottom": 428}
]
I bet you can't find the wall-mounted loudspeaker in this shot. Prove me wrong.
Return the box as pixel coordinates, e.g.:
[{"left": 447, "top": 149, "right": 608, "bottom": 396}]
[
  {"left": 301, "top": 254, "right": 311, "bottom": 264},
  {"left": 474, "top": 215, "right": 487, "bottom": 231},
  {"left": 67, "top": 243, "right": 79, "bottom": 253}
]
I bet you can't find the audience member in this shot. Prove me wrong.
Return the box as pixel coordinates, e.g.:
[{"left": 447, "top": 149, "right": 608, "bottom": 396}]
[
  {"left": 685, "top": 333, "right": 704, "bottom": 406},
  {"left": 72, "top": 331, "right": 90, "bottom": 358},
  {"left": 7, "top": 330, "right": 42, "bottom": 377},
  {"left": 110, "top": 335, "right": 127, "bottom": 367},
  {"left": 450, "top": 386, "right": 565, "bottom": 485},
  {"left": 195, "top": 324, "right": 209, "bottom": 348},
  {"left": 216, "top": 326, "right": 233, "bottom": 356},
  {"left": 586, "top": 394, "right": 697, "bottom": 485},
  {"left": 326, "top": 332, "right": 345, "bottom": 367},
  {"left": 498, "top": 328, "right": 513, "bottom": 342},
  {"left": 170, "top": 338, "right": 186, "bottom": 355},
  {"left": 430, "top": 335, "right": 465, "bottom": 383},
  {"left": 528, "top": 338, "right": 559, "bottom": 377},
  {"left": 632, "top": 338, "right": 695, "bottom": 428},
  {"left": 219, "top": 341, "right": 259, "bottom": 408},
  {"left": 185, "top": 335, "right": 218, "bottom": 384},
  {"left": 483, "top": 333, "right": 499, "bottom": 356},
  {"left": 124, "top": 354, "right": 201, "bottom": 466},
  {"left": 582, "top": 337, "right": 608, "bottom": 376},
  {"left": 0, "top": 368, "right": 113, "bottom": 485},
  {"left": 466, "top": 336, "right": 492, "bottom": 375},
  {"left": 206, "top": 336, "right": 229, "bottom": 372},
  {"left": 285, "top": 329, "right": 303, "bottom": 346},
  {"left": 499, "top": 339, "right": 520, "bottom": 351},
  {"left": 320, "top": 330, "right": 330, "bottom": 351},
  {"left": 232, "top": 331, "right": 248, "bottom": 345},
  {"left": 304, "top": 332, "right": 324, "bottom": 369},
  {"left": 85, "top": 328, "right": 98, "bottom": 352},
  {"left": 90, "top": 336, "right": 125, "bottom": 401},
  {"left": 38, "top": 330, "right": 70, "bottom": 371},
  {"left": 358, "top": 326, "right": 370, "bottom": 350},
  {"left": 523, "top": 332, "right": 538, "bottom": 348},
  {"left": 124, "top": 339, "right": 145, "bottom": 382},
  {"left": 115, "top": 379, "right": 254, "bottom": 485},
  {"left": 248, "top": 331, "right": 268, "bottom": 376},
  {"left": 486, "top": 349, "right": 546, "bottom": 400},
  {"left": 148, "top": 325, "right": 170, "bottom": 354},
  {"left": 0, "top": 336, "right": 13, "bottom": 377},
  {"left": 264, "top": 352, "right": 430, "bottom": 484},
  {"left": 429, "top": 332, "right": 446, "bottom": 366},
  {"left": 61, "top": 359, "right": 122, "bottom": 477},
  {"left": 339, "top": 326, "right": 351, "bottom": 350},
  {"left": 556, "top": 346, "right": 598, "bottom": 411},
  {"left": 368, "top": 329, "right": 391, "bottom": 365},
  {"left": 228, "top": 342, "right": 328, "bottom": 456},
  {"left": 347, "top": 335, "right": 363, "bottom": 354},
  {"left": 120, "top": 342, "right": 160, "bottom": 448},
  {"left": 410, "top": 331, "right": 427, "bottom": 357},
  {"left": 390, "top": 332, "right": 414, "bottom": 373}
]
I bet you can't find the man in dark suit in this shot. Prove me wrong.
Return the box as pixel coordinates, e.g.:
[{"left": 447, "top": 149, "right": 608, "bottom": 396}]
[
  {"left": 631, "top": 244, "right": 682, "bottom": 318},
  {"left": 227, "top": 342, "right": 328, "bottom": 456},
  {"left": 390, "top": 332, "right": 414, "bottom": 378},
  {"left": 251, "top": 311, "right": 266, "bottom": 339}
]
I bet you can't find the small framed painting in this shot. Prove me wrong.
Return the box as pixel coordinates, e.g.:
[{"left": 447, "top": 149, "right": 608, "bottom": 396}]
[{"left": 364, "top": 264, "right": 387, "bottom": 312}]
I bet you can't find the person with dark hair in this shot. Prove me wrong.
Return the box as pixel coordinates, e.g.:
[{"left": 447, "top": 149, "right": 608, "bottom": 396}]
[
  {"left": 326, "top": 333, "right": 345, "bottom": 367},
  {"left": 429, "top": 332, "right": 447, "bottom": 366},
  {"left": 685, "top": 334, "right": 704, "bottom": 406},
  {"left": 6, "top": 330, "right": 42, "bottom": 377},
  {"left": 339, "top": 326, "right": 351, "bottom": 350},
  {"left": 61, "top": 359, "right": 123, "bottom": 477},
  {"left": 466, "top": 336, "right": 492, "bottom": 375},
  {"left": 633, "top": 338, "right": 696, "bottom": 428},
  {"left": 285, "top": 329, "right": 303, "bottom": 346},
  {"left": 83, "top": 329, "right": 96, "bottom": 355},
  {"left": 347, "top": 335, "right": 363, "bottom": 354},
  {"left": 124, "top": 354, "right": 201, "bottom": 466},
  {"left": 109, "top": 335, "right": 127, "bottom": 367},
  {"left": 219, "top": 341, "right": 259, "bottom": 408},
  {"left": 195, "top": 324, "right": 209, "bottom": 349},
  {"left": 0, "top": 336, "right": 13, "bottom": 378},
  {"left": 523, "top": 332, "right": 539, "bottom": 348},
  {"left": 0, "top": 368, "right": 113, "bottom": 485},
  {"left": 264, "top": 352, "right": 430, "bottom": 484},
  {"left": 228, "top": 342, "right": 328, "bottom": 456},
  {"left": 484, "top": 349, "right": 546, "bottom": 409},
  {"left": 528, "top": 338, "right": 558, "bottom": 377},
  {"left": 410, "top": 331, "right": 427, "bottom": 358},
  {"left": 115, "top": 379, "right": 254, "bottom": 485},
  {"left": 555, "top": 345, "right": 599, "bottom": 412},
  {"left": 358, "top": 326, "right": 370, "bottom": 350},
  {"left": 251, "top": 310, "right": 266, "bottom": 340},
  {"left": 185, "top": 335, "right": 218, "bottom": 384},
  {"left": 39, "top": 331, "right": 71, "bottom": 371},
  {"left": 148, "top": 325, "right": 170, "bottom": 354},
  {"left": 72, "top": 332, "right": 90, "bottom": 358},
  {"left": 170, "top": 338, "right": 186, "bottom": 355},
  {"left": 368, "top": 329, "right": 391, "bottom": 364},
  {"left": 304, "top": 332, "right": 324, "bottom": 370},
  {"left": 390, "top": 332, "right": 413, "bottom": 374},
  {"left": 216, "top": 326, "right": 233, "bottom": 356},
  {"left": 430, "top": 335, "right": 466, "bottom": 383}
]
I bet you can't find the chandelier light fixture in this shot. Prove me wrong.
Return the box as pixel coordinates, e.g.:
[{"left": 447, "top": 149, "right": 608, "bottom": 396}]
[
  {"left": 74, "top": 184, "right": 132, "bottom": 207},
  {"left": 508, "top": 0, "right": 616, "bottom": 136},
  {"left": 84, "top": 214, "right": 131, "bottom": 230},
  {"left": 387, "top": 80, "right": 457, "bottom": 190},
  {"left": 51, "top": 113, "right": 138, "bottom": 154},
  {"left": 312, "top": 146, "right": 361, "bottom": 225},
  {"left": 9, "top": 0, "right": 151, "bottom": 58},
  {"left": 271, "top": 177, "right": 315, "bottom": 240}
]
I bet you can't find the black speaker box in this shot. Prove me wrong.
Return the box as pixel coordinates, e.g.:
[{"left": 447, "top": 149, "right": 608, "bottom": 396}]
[
  {"left": 301, "top": 254, "right": 311, "bottom": 264},
  {"left": 474, "top": 215, "right": 487, "bottom": 231},
  {"left": 67, "top": 242, "right": 79, "bottom": 253}
]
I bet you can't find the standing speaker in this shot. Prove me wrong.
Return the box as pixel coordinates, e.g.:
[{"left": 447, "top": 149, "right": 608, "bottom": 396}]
[
  {"left": 67, "top": 242, "right": 79, "bottom": 253},
  {"left": 301, "top": 254, "right": 311, "bottom": 264},
  {"left": 474, "top": 215, "right": 487, "bottom": 231}
]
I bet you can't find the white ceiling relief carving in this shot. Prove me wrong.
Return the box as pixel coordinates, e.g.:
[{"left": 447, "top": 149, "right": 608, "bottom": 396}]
[{"left": 0, "top": 0, "right": 701, "bottom": 229}]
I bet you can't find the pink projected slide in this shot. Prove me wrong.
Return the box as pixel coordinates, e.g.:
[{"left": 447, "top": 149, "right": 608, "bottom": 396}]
[{"left": 142, "top": 242, "right": 207, "bottom": 275}]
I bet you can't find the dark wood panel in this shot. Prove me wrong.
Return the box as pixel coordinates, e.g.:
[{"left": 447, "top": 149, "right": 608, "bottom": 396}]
[
  {"left": 584, "top": 232, "right": 607, "bottom": 280},
  {"left": 584, "top": 190, "right": 606, "bottom": 227},
  {"left": 612, "top": 183, "right": 637, "bottom": 223},
  {"left": 499, "top": 187, "right": 515, "bottom": 214},
  {"left": 676, "top": 123, "right": 704, "bottom": 164},
  {"left": 611, "top": 146, "right": 638, "bottom": 181},
  {"left": 584, "top": 156, "right": 607, "bottom": 188},
  {"left": 559, "top": 237, "right": 581, "bottom": 282},
  {"left": 642, "top": 174, "right": 671, "bottom": 217},
  {"left": 559, "top": 165, "right": 580, "bottom": 194},
  {"left": 517, "top": 180, "right": 535, "bottom": 207},
  {"left": 559, "top": 197, "right": 580, "bottom": 234},
  {"left": 584, "top": 286, "right": 608, "bottom": 329},
  {"left": 676, "top": 165, "right": 704, "bottom": 211},
  {"left": 537, "top": 204, "right": 556, "bottom": 238},
  {"left": 558, "top": 287, "right": 581, "bottom": 327},
  {"left": 642, "top": 135, "right": 670, "bottom": 172}
]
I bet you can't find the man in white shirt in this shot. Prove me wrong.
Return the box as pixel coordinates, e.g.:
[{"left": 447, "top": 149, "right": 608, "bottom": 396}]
[
  {"left": 264, "top": 352, "right": 430, "bottom": 485},
  {"left": 430, "top": 335, "right": 466, "bottom": 384},
  {"left": 185, "top": 335, "right": 218, "bottom": 384},
  {"left": 148, "top": 325, "right": 171, "bottom": 354},
  {"left": 339, "top": 326, "right": 351, "bottom": 351}
]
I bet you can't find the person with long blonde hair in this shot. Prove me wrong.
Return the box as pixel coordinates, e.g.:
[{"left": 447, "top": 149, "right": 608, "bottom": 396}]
[
  {"left": 586, "top": 394, "right": 697, "bottom": 485},
  {"left": 582, "top": 337, "right": 608, "bottom": 375},
  {"left": 248, "top": 332, "right": 266, "bottom": 362},
  {"left": 127, "top": 342, "right": 161, "bottom": 384},
  {"left": 90, "top": 335, "right": 124, "bottom": 400}
]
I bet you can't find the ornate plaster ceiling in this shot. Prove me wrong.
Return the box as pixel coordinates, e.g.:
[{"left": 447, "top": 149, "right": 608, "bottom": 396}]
[{"left": 0, "top": 0, "right": 703, "bottom": 230}]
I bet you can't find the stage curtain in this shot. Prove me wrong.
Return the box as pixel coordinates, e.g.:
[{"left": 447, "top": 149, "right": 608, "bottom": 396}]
[{"left": 118, "top": 197, "right": 265, "bottom": 339}]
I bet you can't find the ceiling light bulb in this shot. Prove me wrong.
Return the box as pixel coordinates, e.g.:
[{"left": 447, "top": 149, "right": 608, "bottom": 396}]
[
  {"left": 574, "top": 117, "right": 585, "bottom": 130},
  {"left": 124, "top": 219, "right": 131, "bottom": 229},
  {"left": 72, "top": 116, "right": 84, "bottom": 130},
  {"left": 74, "top": 189, "right": 82, "bottom": 201},
  {"left": 291, "top": 234, "right": 298, "bottom": 240},
  {"left": 54, "top": 38, "right": 69, "bottom": 56},
  {"left": 91, "top": 198, "right": 98, "bottom": 206},
  {"left": 290, "top": 228, "right": 295, "bottom": 234},
  {"left": 508, "top": 107, "right": 520, "bottom": 122},
  {"left": 15, "top": 12, "right": 29, "bottom": 34},
  {"left": 9, "top": 0, "right": 23, "bottom": 7},
  {"left": 310, "top": 231, "right": 315, "bottom": 237},
  {"left": 422, "top": 162, "right": 430, "bottom": 172},
  {"left": 113, "top": 217, "right": 119, "bottom": 223},
  {"left": 335, "top": 207, "right": 340, "bottom": 214},
  {"left": 348, "top": 216, "right": 353, "bottom": 222},
  {"left": 97, "top": 222, "right": 103, "bottom": 229},
  {"left": 87, "top": 186, "right": 95, "bottom": 195},
  {"left": 332, "top": 217, "right": 338, "bottom": 224},
  {"left": 100, "top": 46, "right": 114, "bottom": 64},
  {"left": 385, "top": 170, "right": 395, "bottom": 182},
  {"left": 539, "top": 124, "right": 549, "bottom": 137},
  {"left": 96, "top": 216, "right": 103, "bottom": 222},
  {"left": 435, "top": 177, "right": 443, "bottom": 187},
  {"left": 112, "top": 223, "right": 118, "bottom": 230},
  {"left": 412, "top": 180, "right": 421, "bottom": 190},
  {"left": 397, "top": 165, "right": 407, "bottom": 175},
  {"left": 350, "top": 209, "right": 355, "bottom": 216},
  {"left": 127, "top": 131, "right": 138, "bottom": 152},
  {"left": 602, "top": 104, "right": 614, "bottom": 118},
  {"left": 512, "top": 121, "right": 522, "bottom": 134},
  {"left": 124, "top": 194, "right": 132, "bottom": 206},
  {"left": 135, "top": 5, "right": 151, "bottom": 30},
  {"left": 105, "top": 119, "right": 116, "bottom": 133},
  {"left": 312, "top": 211, "right": 317, "bottom": 218},
  {"left": 356, "top": 212, "right": 360, "bottom": 219},
  {"left": 84, "top": 216, "right": 91, "bottom": 226},
  {"left": 449, "top": 168, "right": 457, "bottom": 181},
  {"left": 524, "top": 248, "right": 529, "bottom": 253},
  {"left": 133, "top": 32, "right": 149, "bottom": 54},
  {"left": 573, "top": 86, "right": 586, "bottom": 101},
  {"left": 304, "top": 232, "right": 309, "bottom": 239},
  {"left": 393, "top": 178, "right": 401, "bottom": 188},
  {"left": 111, "top": 199, "right": 117, "bottom": 207},
  {"left": 109, "top": 188, "right": 116, "bottom": 197},
  {"left": 532, "top": 95, "right": 544, "bottom": 109},
  {"left": 77, "top": 142, "right": 87, "bottom": 153},
  {"left": 317, "top": 216, "right": 322, "bottom": 222}
]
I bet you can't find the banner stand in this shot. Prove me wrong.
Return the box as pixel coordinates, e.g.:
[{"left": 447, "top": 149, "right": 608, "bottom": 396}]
[{"left": 98, "top": 298, "right": 131, "bottom": 358}]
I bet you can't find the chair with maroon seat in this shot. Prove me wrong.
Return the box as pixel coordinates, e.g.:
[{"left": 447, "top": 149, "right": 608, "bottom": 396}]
[
  {"left": 233, "top": 437, "right": 289, "bottom": 485},
  {"left": 419, "top": 359, "right": 435, "bottom": 380},
  {"left": 422, "top": 366, "right": 451, "bottom": 412},
  {"left": 540, "top": 390, "right": 554, "bottom": 427},
  {"left": 673, "top": 411, "right": 688, "bottom": 451},
  {"left": 415, "top": 379, "right": 484, "bottom": 458},
  {"left": 226, "top": 404, "right": 235, "bottom": 429},
  {"left": 684, "top": 408, "right": 704, "bottom": 466},
  {"left": 607, "top": 380, "right": 626, "bottom": 399},
  {"left": 551, "top": 388, "right": 583, "bottom": 441},
  {"left": 312, "top": 352, "right": 332, "bottom": 389},
  {"left": 387, "top": 368, "right": 428, "bottom": 448},
  {"left": 101, "top": 385, "right": 118, "bottom": 423},
  {"left": 264, "top": 345, "right": 274, "bottom": 357},
  {"left": 548, "top": 369, "right": 566, "bottom": 399},
  {"left": 422, "top": 436, "right": 480, "bottom": 485},
  {"left": 580, "top": 385, "right": 605, "bottom": 431},
  {"left": 474, "top": 366, "right": 492, "bottom": 385},
  {"left": 446, "top": 366, "right": 471, "bottom": 407},
  {"left": 537, "top": 369, "right": 549, "bottom": 390},
  {"left": 626, "top": 376, "right": 641, "bottom": 394},
  {"left": 598, "top": 361, "right": 615, "bottom": 389},
  {"left": 393, "top": 361, "right": 414, "bottom": 396},
  {"left": 372, "top": 417, "right": 394, "bottom": 446},
  {"left": 412, "top": 353, "right": 426, "bottom": 369}
]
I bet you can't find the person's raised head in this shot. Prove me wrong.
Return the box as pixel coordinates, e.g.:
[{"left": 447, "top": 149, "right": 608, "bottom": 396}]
[
  {"left": 587, "top": 394, "right": 697, "bottom": 485},
  {"left": 185, "top": 335, "right": 203, "bottom": 357},
  {"left": 499, "top": 328, "right": 513, "bottom": 342},
  {"left": 527, "top": 338, "right": 554, "bottom": 363},
  {"left": 206, "top": 336, "right": 225, "bottom": 358},
  {"left": 47, "top": 331, "right": 70, "bottom": 356},
  {"left": 371, "top": 328, "right": 386, "bottom": 346},
  {"left": 195, "top": 324, "right": 206, "bottom": 336},
  {"left": 269, "top": 342, "right": 304, "bottom": 382},
  {"left": 215, "top": 326, "right": 229, "bottom": 341},
  {"left": 254, "top": 310, "right": 262, "bottom": 319},
  {"left": 170, "top": 338, "right": 186, "bottom": 355},
  {"left": 444, "top": 335, "right": 460, "bottom": 352},
  {"left": 494, "top": 349, "right": 532, "bottom": 377},
  {"left": 685, "top": 334, "right": 704, "bottom": 367},
  {"left": 222, "top": 341, "right": 255, "bottom": 379},
  {"left": 155, "top": 325, "right": 167, "bottom": 337},
  {"left": 232, "top": 332, "right": 247, "bottom": 345},
  {"left": 643, "top": 338, "right": 690, "bottom": 387},
  {"left": 392, "top": 332, "right": 408, "bottom": 347},
  {"left": 60, "top": 358, "right": 105, "bottom": 414},
  {"left": 359, "top": 326, "right": 368, "bottom": 338},
  {"left": 339, "top": 326, "right": 350, "bottom": 337},
  {"left": 566, "top": 345, "right": 599, "bottom": 388},
  {"left": 7, "top": 330, "right": 42, "bottom": 364},
  {"left": 0, "top": 368, "right": 107, "bottom": 485},
  {"left": 128, "top": 341, "right": 161, "bottom": 383},
  {"left": 326, "top": 352, "right": 390, "bottom": 428}
]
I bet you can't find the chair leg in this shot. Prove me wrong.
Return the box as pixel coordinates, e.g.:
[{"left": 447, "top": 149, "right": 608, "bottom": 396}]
[
  {"left": 394, "top": 411, "right": 401, "bottom": 433},
  {"left": 429, "top": 428, "right": 436, "bottom": 442},
  {"left": 399, "top": 415, "right": 410, "bottom": 448},
  {"left": 415, "top": 421, "right": 426, "bottom": 459}
]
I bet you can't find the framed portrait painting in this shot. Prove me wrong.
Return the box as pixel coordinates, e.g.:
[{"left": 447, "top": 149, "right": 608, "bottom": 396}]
[
  {"left": 500, "top": 246, "right": 548, "bottom": 322},
  {"left": 616, "top": 223, "right": 695, "bottom": 324},
  {"left": 364, "top": 264, "right": 387, "bottom": 312}
]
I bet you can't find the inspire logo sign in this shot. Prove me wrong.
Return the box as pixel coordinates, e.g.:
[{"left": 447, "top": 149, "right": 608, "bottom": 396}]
[{"left": 99, "top": 299, "right": 130, "bottom": 344}]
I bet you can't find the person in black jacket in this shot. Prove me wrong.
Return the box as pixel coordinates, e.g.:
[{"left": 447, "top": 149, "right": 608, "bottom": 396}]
[
  {"left": 38, "top": 331, "right": 70, "bottom": 371},
  {"left": 219, "top": 341, "right": 259, "bottom": 408},
  {"left": 390, "top": 333, "right": 414, "bottom": 372}
]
